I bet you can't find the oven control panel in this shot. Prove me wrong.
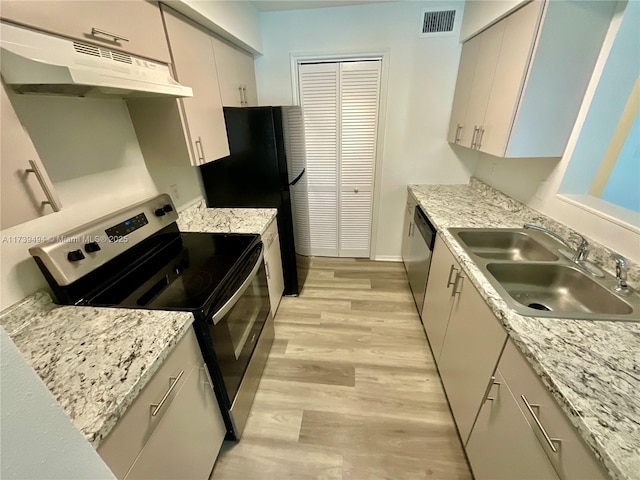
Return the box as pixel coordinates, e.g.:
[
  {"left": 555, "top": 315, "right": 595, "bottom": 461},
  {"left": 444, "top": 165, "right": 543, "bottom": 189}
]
[{"left": 28, "top": 194, "right": 179, "bottom": 286}]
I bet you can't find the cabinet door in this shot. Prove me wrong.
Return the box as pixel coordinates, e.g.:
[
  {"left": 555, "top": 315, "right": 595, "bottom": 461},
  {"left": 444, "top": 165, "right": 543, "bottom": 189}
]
[
  {"left": 212, "top": 35, "right": 258, "bottom": 107},
  {"left": 461, "top": 21, "right": 506, "bottom": 149},
  {"left": 265, "top": 234, "right": 284, "bottom": 316},
  {"left": 162, "top": 6, "right": 229, "bottom": 165},
  {"left": 447, "top": 34, "right": 481, "bottom": 145},
  {"left": 0, "top": 0, "right": 170, "bottom": 63},
  {"left": 480, "top": 0, "right": 543, "bottom": 156},
  {"left": 401, "top": 202, "right": 415, "bottom": 269},
  {"left": 467, "top": 370, "right": 560, "bottom": 480},
  {"left": 1, "top": 81, "right": 60, "bottom": 229},
  {"left": 421, "top": 235, "right": 458, "bottom": 362},
  {"left": 124, "top": 365, "right": 226, "bottom": 480},
  {"left": 438, "top": 270, "right": 507, "bottom": 444}
]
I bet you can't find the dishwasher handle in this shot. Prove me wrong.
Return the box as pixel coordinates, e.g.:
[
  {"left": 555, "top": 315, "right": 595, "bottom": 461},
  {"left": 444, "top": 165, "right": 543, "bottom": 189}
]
[{"left": 413, "top": 206, "right": 436, "bottom": 250}]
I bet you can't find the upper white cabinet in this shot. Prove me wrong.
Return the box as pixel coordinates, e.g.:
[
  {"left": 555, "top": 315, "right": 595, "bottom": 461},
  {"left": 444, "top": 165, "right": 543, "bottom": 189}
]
[
  {"left": 211, "top": 35, "right": 258, "bottom": 107},
  {"left": 0, "top": 0, "right": 171, "bottom": 63},
  {"left": 1, "top": 80, "right": 61, "bottom": 230},
  {"left": 159, "top": 5, "right": 230, "bottom": 165},
  {"left": 448, "top": 0, "right": 615, "bottom": 157}
]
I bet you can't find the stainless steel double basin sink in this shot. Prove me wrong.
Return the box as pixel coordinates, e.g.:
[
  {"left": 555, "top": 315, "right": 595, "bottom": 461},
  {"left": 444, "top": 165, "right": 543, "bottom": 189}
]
[{"left": 448, "top": 228, "right": 640, "bottom": 322}]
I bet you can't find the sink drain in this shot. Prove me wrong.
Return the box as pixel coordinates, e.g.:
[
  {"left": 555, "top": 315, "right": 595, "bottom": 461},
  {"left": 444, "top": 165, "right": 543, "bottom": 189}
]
[{"left": 528, "top": 302, "right": 552, "bottom": 311}]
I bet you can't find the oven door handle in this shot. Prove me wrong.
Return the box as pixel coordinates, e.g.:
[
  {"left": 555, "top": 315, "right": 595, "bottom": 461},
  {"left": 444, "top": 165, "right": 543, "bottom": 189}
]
[{"left": 211, "top": 249, "right": 264, "bottom": 325}]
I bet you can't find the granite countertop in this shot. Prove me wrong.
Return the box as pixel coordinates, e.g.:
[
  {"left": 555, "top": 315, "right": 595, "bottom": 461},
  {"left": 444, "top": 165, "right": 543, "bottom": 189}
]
[
  {"left": 0, "top": 202, "right": 276, "bottom": 448},
  {"left": 0, "top": 291, "right": 193, "bottom": 447},
  {"left": 409, "top": 179, "right": 640, "bottom": 480},
  {"left": 177, "top": 199, "right": 277, "bottom": 235}
]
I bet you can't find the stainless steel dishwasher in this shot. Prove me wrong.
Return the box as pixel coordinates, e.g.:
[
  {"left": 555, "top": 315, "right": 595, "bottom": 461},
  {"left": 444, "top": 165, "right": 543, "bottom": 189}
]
[{"left": 406, "top": 206, "right": 437, "bottom": 315}]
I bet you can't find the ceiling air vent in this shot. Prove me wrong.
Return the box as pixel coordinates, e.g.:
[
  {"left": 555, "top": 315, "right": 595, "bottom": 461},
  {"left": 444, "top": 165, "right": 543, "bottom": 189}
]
[{"left": 419, "top": 9, "right": 458, "bottom": 37}]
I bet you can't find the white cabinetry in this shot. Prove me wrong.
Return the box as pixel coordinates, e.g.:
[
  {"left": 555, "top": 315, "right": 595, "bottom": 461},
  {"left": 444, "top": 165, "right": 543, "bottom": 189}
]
[
  {"left": 262, "top": 218, "right": 284, "bottom": 316},
  {"left": 0, "top": 0, "right": 170, "bottom": 63},
  {"left": 401, "top": 196, "right": 417, "bottom": 271},
  {"left": 211, "top": 35, "right": 258, "bottom": 107},
  {"left": 98, "top": 328, "right": 226, "bottom": 480},
  {"left": 448, "top": 0, "right": 615, "bottom": 157},
  {"left": 1, "top": 80, "right": 61, "bottom": 229}
]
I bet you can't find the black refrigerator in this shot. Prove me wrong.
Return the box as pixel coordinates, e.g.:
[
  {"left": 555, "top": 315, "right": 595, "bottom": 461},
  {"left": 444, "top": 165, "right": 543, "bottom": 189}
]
[{"left": 199, "top": 106, "right": 305, "bottom": 296}]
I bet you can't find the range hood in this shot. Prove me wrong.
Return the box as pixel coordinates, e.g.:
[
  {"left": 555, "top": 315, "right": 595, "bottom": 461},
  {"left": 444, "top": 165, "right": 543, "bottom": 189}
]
[{"left": 0, "top": 22, "right": 193, "bottom": 98}]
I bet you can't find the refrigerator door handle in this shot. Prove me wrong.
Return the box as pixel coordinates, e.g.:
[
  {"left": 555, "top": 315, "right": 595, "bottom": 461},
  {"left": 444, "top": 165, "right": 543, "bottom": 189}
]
[{"left": 289, "top": 168, "right": 306, "bottom": 186}]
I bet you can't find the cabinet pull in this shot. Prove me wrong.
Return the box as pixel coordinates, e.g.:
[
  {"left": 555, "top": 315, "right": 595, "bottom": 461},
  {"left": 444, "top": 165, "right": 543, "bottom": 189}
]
[
  {"left": 520, "top": 395, "right": 562, "bottom": 453},
  {"left": 26, "top": 160, "right": 61, "bottom": 212},
  {"left": 408, "top": 221, "right": 414, "bottom": 237},
  {"left": 446, "top": 264, "right": 458, "bottom": 288},
  {"left": 476, "top": 127, "right": 485, "bottom": 149},
  {"left": 238, "top": 85, "right": 244, "bottom": 106},
  {"left": 201, "top": 363, "right": 214, "bottom": 389},
  {"left": 265, "top": 261, "right": 270, "bottom": 279},
  {"left": 194, "top": 137, "right": 205, "bottom": 163},
  {"left": 454, "top": 124, "right": 463, "bottom": 143},
  {"left": 242, "top": 85, "right": 248, "bottom": 106},
  {"left": 90, "top": 27, "right": 129, "bottom": 43},
  {"left": 451, "top": 273, "right": 464, "bottom": 297},
  {"left": 485, "top": 377, "right": 501, "bottom": 402},
  {"left": 150, "top": 370, "right": 184, "bottom": 416},
  {"left": 470, "top": 126, "right": 479, "bottom": 148}
]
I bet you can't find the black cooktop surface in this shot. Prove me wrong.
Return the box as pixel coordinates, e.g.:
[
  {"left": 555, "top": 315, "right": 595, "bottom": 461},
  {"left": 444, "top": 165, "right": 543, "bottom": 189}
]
[{"left": 87, "top": 232, "right": 258, "bottom": 314}]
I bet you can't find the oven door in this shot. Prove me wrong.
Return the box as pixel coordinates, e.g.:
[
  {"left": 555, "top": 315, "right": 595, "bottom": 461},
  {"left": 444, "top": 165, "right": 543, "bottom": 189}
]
[{"left": 206, "top": 247, "right": 271, "bottom": 405}]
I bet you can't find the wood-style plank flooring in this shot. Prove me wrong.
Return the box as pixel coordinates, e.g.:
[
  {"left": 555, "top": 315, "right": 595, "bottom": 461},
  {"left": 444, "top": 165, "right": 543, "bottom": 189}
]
[{"left": 211, "top": 257, "right": 472, "bottom": 480}]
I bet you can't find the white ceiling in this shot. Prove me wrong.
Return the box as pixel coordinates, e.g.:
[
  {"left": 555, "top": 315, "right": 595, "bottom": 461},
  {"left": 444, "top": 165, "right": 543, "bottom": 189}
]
[{"left": 252, "top": 0, "right": 398, "bottom": 12}]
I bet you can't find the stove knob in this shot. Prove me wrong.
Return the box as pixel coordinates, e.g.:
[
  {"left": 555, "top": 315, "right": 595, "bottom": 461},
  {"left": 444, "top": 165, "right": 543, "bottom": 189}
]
[
  {"left": 163, "top": 204, "right": 174, "bottom": 213},
  {"left": 67, "top": 250, "right": 85, "bottom": 262},
  {"left": 154, "top": 208, "right": 166, "bottom": 217},
  {"left": 84, "top": 242, "right": 101, "bottom": 253}
]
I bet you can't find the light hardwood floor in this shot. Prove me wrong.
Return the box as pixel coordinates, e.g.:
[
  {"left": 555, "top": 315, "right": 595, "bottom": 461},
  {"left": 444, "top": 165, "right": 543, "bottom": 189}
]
[{"left": 211, "top": 257, "right": 472, "bottom": 480}]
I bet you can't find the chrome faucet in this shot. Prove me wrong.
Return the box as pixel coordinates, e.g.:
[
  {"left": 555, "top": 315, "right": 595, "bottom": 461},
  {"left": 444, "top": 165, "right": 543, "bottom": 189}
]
[
  {"left": 523, "top": 224, "right": 590, "bottom": 261},
  {"left": 612, "top": 254, "right": 631, "bottom": 294}
]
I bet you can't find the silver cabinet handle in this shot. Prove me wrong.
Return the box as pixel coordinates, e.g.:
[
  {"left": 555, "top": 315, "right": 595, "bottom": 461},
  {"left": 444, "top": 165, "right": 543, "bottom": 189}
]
[
  {"left": 446, "top": 264, "right": 458, "bottom": 288},
  {"left": 485, "top": 378, "right": 501, "bottom": 402},
  {"left": 91, "top": 27, "right": 129, "bottom": 43},
  {"left": 408, "top": 221, "right": 414, "bottom": 237},
  {"left": 454, "top": 124, "right": 463, "bottom": 143},
  {"left": 211, "top": 249, "right": 264, "bottom": 325},
  {"left": 354, "top": 187, "right": 359, "bottom": 193},
  {"left": 26, "top": 160, "right": 61, "bottom": 212},
  {"left": 242, "top": 85, "right": 248, "bottom": 106},
  {"left": 521, "top": 395, "right": 561, "bottom": 453},
  {"left": 201, "top": 363, "right": 214, "bottom": 389},
  {"left": 476, "top": 127, "right": 485, "bottom": 149},
  {"left": 451, "top": 272, "right": 464, "bottom": 297},
  {"left": 151, "top": 370, "right": 184, "bottom": 416},
  {"left": 265, "top": 261, "right": 270, "bottom": 279},
  {"left": 194, "top": 136, "right": 205, "bottom": 163},
  {"left": 238, "top": 85, "right": 244, "bottom": 106},
  {"left": 470, "top": 126, "right": 479, "bottom": 148}
]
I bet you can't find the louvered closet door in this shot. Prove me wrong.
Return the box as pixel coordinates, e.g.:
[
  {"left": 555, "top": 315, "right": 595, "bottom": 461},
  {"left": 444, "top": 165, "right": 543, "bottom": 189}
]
[
  {"left": 339, "top": 61, "right": 381, "bottom": 257},
  {"left": 298, "top": 63, "right": 340, "bottom": 257},
  {"left": 298, "top": 60, "right": 381, "bottom": 258}
]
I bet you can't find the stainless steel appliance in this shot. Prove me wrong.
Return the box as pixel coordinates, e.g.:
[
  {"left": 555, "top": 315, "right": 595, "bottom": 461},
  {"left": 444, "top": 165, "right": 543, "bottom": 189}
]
[
  {"left": 406, "top": 206, "right": 437, "bottom": 314},
  {"left": 28, "top": 194, "right": 272, "bottom": 440}
]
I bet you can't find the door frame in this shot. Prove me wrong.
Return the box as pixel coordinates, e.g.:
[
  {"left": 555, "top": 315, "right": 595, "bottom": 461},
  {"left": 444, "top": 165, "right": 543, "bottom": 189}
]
[{"left": 289, "top": 50, "right": 390, "bottom": 260}]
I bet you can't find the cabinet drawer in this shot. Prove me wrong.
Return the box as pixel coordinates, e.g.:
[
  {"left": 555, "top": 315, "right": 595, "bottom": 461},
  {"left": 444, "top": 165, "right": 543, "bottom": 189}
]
[
  {"left": 262, "top": 217, "right": 278, "bottom": 252},
  {"left": 98, "top": 328, "right": 204, "bottom": 479},
  {"left": 0, "top": 0, "right": 171, "bottom": 63},
  {"left": 499, "top": 340, "right": 608, "bottom": 480}
]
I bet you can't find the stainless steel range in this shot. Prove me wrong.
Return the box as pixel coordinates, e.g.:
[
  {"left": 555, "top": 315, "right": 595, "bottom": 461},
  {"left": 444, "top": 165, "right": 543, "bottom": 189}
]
[{"left": 28, "top": 194, "right": 274, "bottom": 440}]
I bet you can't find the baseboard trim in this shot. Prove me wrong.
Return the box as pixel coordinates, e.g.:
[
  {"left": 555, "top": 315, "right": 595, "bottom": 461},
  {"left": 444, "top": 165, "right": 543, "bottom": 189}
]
[{"left": 373, "top": 255, "right": 403, "bottom": 262}]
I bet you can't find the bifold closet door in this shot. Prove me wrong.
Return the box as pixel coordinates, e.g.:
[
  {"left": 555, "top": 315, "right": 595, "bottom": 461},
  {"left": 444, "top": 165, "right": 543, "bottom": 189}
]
[{"left": 297, "top": 60, "right": 381, "bottom": 258}]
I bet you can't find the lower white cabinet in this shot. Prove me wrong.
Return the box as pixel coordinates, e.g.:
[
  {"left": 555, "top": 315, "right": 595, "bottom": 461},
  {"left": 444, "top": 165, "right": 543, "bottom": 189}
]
[
  {"left": 466, "top": 369, "right": 560, "bottom": 480},
  {"left": 98, "top": 328, "right": 226, "bottom": 480},
  {"left": 262, "top": 218, "right": 284, "bottom": 316},
  {"left": 401, "top": 197, "right": 416, "bottom": 270}
]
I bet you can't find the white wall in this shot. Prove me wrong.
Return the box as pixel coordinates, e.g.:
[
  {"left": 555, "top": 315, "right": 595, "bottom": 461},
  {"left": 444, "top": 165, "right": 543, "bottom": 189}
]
[
  {"left": 166, "top": 0, "right": 263, "bottom": 53},
  {"left": 256, "top": 1, "right": 476, "bottom": 260},
  {"left": 460, "top": 0, "right": 526, "bottom": 40},
  {"left": 474, "top": 1, "right": 640, "bottom": 263},
  {"left": 1, "top": 327, "right": 115, "bottom": 479},
  {"left": 0, "top": 95, "right": 202, "bottom": 309}
]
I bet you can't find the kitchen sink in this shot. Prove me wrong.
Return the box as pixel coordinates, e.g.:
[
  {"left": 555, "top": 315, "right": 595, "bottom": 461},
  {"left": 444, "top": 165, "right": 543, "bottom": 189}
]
[
  {"left": 486, "top": 263, "right": 633, "bottom": 316},
  {"left": 447, "top": 227, "right": 640, "bottom": 321},
  {"left": 456, "top": 230, "right": 558, "bottom": 261}
]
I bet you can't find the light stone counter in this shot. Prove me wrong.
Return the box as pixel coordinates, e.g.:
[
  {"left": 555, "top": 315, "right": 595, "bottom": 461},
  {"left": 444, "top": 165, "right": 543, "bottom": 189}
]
[
  {"left": 0, "top": 291, "right": 193, "bottom": 447},
  {"left": 409, "top": 178, "right": 640, "bottom": 480},
  {"left": 177, "top": 200, "right": 277, "bottom": 235}
]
